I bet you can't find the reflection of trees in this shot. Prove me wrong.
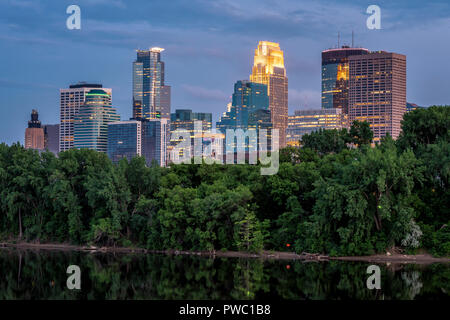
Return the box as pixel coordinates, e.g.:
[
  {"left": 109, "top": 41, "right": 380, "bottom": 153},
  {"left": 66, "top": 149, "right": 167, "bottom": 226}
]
[{"left": 0, "top": 250, "right": 448, "bottom": 300}]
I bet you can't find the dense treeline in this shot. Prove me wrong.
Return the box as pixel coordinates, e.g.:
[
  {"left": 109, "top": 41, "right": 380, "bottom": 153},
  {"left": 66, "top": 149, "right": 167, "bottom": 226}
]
[{"left": 0, "top": 106, "right": 449, "bottom": 256}]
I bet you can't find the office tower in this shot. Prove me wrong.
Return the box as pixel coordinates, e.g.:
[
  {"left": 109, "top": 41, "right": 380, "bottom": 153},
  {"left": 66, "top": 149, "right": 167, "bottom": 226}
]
[
  {"left": 60, "top": 83, "right": 111, "bottom": 152},
  {"left": 107, "top": 120, "right": 142, "bottom": 163},
  {"left": 133, "top": 47, "right": 171, "bottom": 120},
  {"left": 73, "top": 89, "right": 120, "bottom": 152},
  {"left": 250, "top": 41, "right": 288, "bottom": 147},
  {"left": 25, "top": 109, "right": 44, "bottom": 150},
  {"left": 217, "top": 80, "right": 272, "bottom": 157},
  {"left": 348, "top": 51, "right": 406, "bottom": 141},
  {"left": 286, "top": 108, "right": 345, "bottom": 146},
  {"left": 43, "top": 124, "right": 60, "bottom": 154},
  {"left": 169, "top": 109, "right": 213, "bottom": 161},
  {"left": 217, "top": 80, "right": 270, "bottom": 132},
  {"left": 141, "top": 118, "right": 169, "bottom": 166},
  {"left": 321, "top": 46, "right": 369, "bottom": 116}
]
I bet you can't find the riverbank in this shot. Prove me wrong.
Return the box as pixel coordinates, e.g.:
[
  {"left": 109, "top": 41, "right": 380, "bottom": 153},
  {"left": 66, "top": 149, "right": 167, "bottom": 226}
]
[{"left": 1, "top": 241, "right": 449, "bottom": 264}]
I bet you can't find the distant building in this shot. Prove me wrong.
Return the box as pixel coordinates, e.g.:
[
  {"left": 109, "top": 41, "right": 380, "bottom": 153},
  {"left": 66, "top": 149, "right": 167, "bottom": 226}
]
[
  {"left": 321, "top": 46, "right": 369, "bottom": 115},
  {"left": 25, "top": 109, "right": 44, "bottom": 150},
  {"left": 74, "top": 89, "right": 120, "bottom": 153},
  {"left": 141, "top": 118, "right": 169, "bottom": 166},
  {"left": 60, "top": 82, "right": 111, "bottom": 152},
  {"left": 133, "top": 47, "right": 171, "bottom": 120},
  {"left": 107, "top": 120, "right": 142, "bottom": 163},
  {"left": 250, "top": 41, "right": 288, "bottom": 147},
  {"left": 406, "top": 102, "right": 424, "bottom": 112},
  {"left": 43, "top": 124, "right": 59, "bottom": 154},
  {"left": 287, "top": 108, "right": 345, "bottom": 146},
  {"left": 217, "top": 80, "right": 272, "bottom": 155},
  {"left": 348, "top": 51, "right": 407, "bottom": 141},
  {"left": 169, "top": 109, "right": 213, "bottom": 161}
]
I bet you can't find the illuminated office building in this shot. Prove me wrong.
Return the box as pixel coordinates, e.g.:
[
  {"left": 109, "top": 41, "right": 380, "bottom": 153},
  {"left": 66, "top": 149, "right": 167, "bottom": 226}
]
[
  {"left": 73, "top": 89, "right": 119, "bottom": 152},
  {"left": 348, "top": 51, "right": 406, "bottom": 141},
  {"left": 287, "top": 108, "right": 345, "bottom": 146},
  {"left": 25, "top": 109, "right": 45, "bottom": 150},
  {"left": 250, "top": 41, "right": 288, "bottom": 147},
  {"left": 107, "top": 120, "right": 142, "bottom": 163},
  {"left": 60, "top": 83, "right": 111, "bottom": 152},
  {"left": 133, "top": 47, "right": 171, "bottom": 120},
  {"left": 321, "top": 46, "right": 369, "bottom": 116}
]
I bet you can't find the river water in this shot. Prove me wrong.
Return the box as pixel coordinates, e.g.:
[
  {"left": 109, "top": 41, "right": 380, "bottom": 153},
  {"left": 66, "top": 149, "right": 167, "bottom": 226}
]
[{"left": 0, "top": 248, "right": 448, "bottom": 300}]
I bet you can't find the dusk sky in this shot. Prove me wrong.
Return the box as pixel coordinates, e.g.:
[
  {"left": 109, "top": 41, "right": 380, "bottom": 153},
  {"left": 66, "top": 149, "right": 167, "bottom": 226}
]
[{"left": 0, "top": 0, "right": 449, "bottom": 145}]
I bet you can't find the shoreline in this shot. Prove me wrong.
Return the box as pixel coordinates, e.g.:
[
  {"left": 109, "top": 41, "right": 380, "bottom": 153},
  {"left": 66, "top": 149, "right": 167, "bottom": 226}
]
[{"left": 1, "top": 241, "right": 449, "bottom": 264}]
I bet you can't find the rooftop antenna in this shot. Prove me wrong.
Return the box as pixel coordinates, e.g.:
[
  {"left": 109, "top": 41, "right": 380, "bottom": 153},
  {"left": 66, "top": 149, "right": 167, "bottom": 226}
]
[
  {"left": 352, "top": 30, "right": 354, "bottom": 47},
  {"left": 338, "top": 32, "right": 340, "bottom": 48}
]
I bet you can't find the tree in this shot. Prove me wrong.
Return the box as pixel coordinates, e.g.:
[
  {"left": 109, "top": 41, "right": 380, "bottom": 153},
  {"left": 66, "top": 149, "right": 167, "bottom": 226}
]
[{"left": 349, "top": 120, "right": 373, "bottom": 146}]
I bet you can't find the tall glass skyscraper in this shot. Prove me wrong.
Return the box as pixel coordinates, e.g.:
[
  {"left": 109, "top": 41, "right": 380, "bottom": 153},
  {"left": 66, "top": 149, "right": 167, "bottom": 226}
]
[
  {"left": 60, "top": 83, "right": 110, "bottom": 152},
  {"left": 250, "top": 41, "right": 288, "bottom": 147},
  {"left": 321, "top": 46, "right": 369, "bottom": 115},
  {"left": 74, "top": 89, "right": 119, "bottom": 152},
  {"left": 133, "top": 48, "right": 171, "bottom": 120}
]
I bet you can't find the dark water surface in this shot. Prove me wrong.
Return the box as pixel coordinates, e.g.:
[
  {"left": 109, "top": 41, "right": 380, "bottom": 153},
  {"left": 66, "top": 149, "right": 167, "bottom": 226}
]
[{"left": 0, "top": 248, "right": 448, "bottom": 300}]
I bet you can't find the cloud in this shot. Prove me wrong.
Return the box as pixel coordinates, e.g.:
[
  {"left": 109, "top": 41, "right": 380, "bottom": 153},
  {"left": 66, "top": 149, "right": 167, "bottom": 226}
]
[
  {"left": 181, "top": 84, "right": 230, "bottom": 102},
  {"left": 289, "top": 89, "right": 321, "bottom": 110}
]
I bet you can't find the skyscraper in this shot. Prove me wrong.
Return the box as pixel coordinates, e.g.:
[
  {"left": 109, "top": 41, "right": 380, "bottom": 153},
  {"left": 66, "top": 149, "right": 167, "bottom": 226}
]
[
  {"left": 321, "top": 46, "right": 369, "bottom": 115},
  {"left": 216, "top": 80, "right": 270, "bottom": 133},
  {"left": 25, "top": 109, "right": 44, "bottom": 150},
  {"left": 133, "top": 48, "right": 171, "bottom": 120},
  {"left": 141, "top": 118, "right": 169, "bottom": 166},
  {"left": 217, "top": 80, "right": 272, "bottom": 156},
  {"left": 348, "top": 51, "right": 406, "bottom": 141},
  {"left": 60, "top": 83, "right": 111, "bottom": 152},
  {"left": 250, "top": 41, "right": 288, "bottom": 147},
  {"left": 43, "top": 124, "right": 60, "bottom": 154},
  {"left": 107, "top": 120, "right": 142, "bottom": 163},
  {"left": 73, "top": 89, "right": 120, "bottom": 152}
]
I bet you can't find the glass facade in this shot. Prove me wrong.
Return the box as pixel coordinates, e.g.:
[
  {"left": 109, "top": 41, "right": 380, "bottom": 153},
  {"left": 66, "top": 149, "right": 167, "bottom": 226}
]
[
  {"left": 141, "top": 119, "right": 169, "bottom": 167},
  {"left": 73, "top": 89, "right": 120, "bottom": 152},
  {"left": 287, "top": 108, "right": 345, "bottom": 146},
  {"left": 133, "top": 48, "right": 171, "bottom": 120},
  {"left": 217, "top": 80, "right": 272, "bottom": 155},
  {"left": 60, "top": 83, "right": 109, "bottom": 152},
  {"left": 107, "top": 120, "right": 142, "bottom": 163},
  {"left": 321, "top": 47, "right": 369, "bottom": 115},
  {"left": 169, "top": 109, "right": 214, "bottom": 162}
]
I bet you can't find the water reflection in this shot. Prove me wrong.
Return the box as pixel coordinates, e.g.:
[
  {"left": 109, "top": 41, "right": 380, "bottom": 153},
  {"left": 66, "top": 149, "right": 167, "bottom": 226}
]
[{"left": 0, "top": 249, "right": 448, "bottom": 300}]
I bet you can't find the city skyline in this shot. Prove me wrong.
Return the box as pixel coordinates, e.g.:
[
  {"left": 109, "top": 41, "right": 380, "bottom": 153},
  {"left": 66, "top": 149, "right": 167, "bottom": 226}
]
[{"left": 1, "top": 0, "right": 450, "bottom": 145}]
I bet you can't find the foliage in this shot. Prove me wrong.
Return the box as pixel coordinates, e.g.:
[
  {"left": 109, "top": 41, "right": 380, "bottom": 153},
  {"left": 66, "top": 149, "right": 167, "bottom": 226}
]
[{"left": 0, "top": 107, "right": 448, "bottom": 256}]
